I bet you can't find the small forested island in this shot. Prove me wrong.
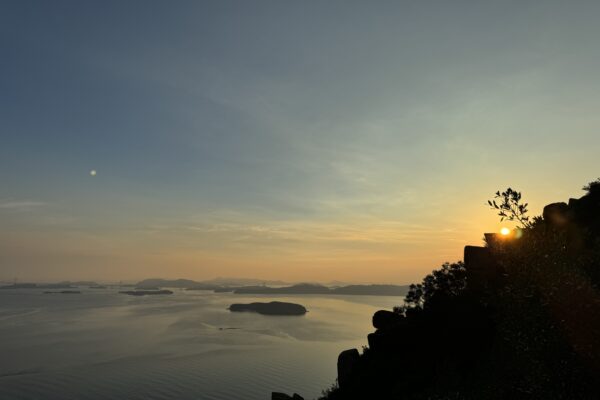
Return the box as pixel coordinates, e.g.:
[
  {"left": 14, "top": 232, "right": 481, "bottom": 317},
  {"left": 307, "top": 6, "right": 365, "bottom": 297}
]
[
  {"left": 229, "top": 301, "right": 307, "bottom": 316},
  {"left": 119, "top": 289, "right": 173, "bottom": 296},
  {"left": 43, "top": 290, "right": 81, "bottom": 294}
]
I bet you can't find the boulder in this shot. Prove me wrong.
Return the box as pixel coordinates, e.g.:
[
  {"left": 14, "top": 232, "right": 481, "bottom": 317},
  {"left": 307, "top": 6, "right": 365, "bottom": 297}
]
[
  {"left": 337, "top": 348, "right": 360, "bottom": 389},
  {"left": 464, "top": 245, "right": 500, "bottom": 292},
  {"left": 368, "top": 330, "right": 404, "bottom": 352},
  {"left": 372, "top": 310, "right": 402, "bottom": 330},
  {"left": 543, "top": 202, "right": 570, "bottom": 226}
]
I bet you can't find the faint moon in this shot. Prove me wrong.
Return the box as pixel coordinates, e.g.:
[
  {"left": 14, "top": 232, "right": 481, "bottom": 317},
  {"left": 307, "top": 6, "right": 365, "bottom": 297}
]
[{"left": 90, "top": 170, "right": 97, "bottom": 176}]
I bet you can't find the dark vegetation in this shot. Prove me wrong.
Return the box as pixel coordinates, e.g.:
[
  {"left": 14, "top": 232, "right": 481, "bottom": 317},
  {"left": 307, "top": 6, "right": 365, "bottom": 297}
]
[{"left": 319, "top": 180, "right": 600, "bottom": 400}]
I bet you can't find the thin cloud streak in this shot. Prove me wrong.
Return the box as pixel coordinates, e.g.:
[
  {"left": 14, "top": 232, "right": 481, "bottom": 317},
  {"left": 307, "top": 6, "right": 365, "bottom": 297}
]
[{"left": 0, "top": 200, "right": 46, "bottom": 210}]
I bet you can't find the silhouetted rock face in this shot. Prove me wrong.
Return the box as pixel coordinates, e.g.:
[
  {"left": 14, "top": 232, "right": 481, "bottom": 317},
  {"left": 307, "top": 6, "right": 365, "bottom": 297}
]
[
  {"left": 337, "top": 348, "right": 360, "bottom": 389},
  {"left": 543, "top": 202, "right": 570, "bottom": 226},
  {"left": 537, "top": 192, "right": 600, "bottom": 257},
  {"left": 464, "top": 245, "right": 503, "bottom": 293},
  {"left": 228, "top": 301, "right": 307, "bottom": 315},
  {"left": 570, "top": 192, "right": 600, "bottom": 236},
  {"left": 372, "top": 310, "right": 403, "bottom": 330},
  {"left": 322, "top": 188, "right": 600, "bottom": 400},
  {"left": 544, "top": 191, "right": 600, "bottom": 241}
]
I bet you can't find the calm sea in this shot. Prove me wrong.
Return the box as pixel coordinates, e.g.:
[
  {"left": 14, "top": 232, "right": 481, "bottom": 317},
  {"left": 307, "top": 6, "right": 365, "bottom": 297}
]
[{"left": 0, "top": 288, "right": 400, "bottom": 400}]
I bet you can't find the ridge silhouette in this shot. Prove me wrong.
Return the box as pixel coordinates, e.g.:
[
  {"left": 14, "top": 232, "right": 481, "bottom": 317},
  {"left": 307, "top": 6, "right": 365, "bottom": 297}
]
[{"left": 313, "top": 180, "right": 600, "bottom": 400}]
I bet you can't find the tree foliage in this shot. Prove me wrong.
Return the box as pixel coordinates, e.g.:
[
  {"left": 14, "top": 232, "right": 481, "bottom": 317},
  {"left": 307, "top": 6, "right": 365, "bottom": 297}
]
[
  {"left": 487, "top": 188, "right": 532, "bottom": 228},
  {"left": 396, "top": 261, "right": 466, "bottom": 312},
  {"left": 583, "top": 177, "right": 600, "bottom": 195}
]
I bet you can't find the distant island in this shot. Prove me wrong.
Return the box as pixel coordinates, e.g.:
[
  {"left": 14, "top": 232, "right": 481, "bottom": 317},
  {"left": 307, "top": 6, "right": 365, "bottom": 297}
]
[
  {"left": 119, "top": 290, "right": 173, "bottom": 296},
  {"left": 133, "top": 279, "right": 409, "bottom": 296},
  {"left": 229, "top": 301, "right": 307, "bottom": 316},
  {"left": 1, "top": 283, "right": 74, "bottom": 290},
  {"left": 135, "top": 277, "right": 288, "bottom": 289},
  {"left": 58, "top": 281, "right": 99, "bottom": 287},
  {"left": 43, "top": 290, "right": 81, "bottom": 294},
  {"left": 233, "top": 283, "right": 409, "bottom": 296},
  {"left": 0, "top": 281, "right": 103, "bottom": 290}
]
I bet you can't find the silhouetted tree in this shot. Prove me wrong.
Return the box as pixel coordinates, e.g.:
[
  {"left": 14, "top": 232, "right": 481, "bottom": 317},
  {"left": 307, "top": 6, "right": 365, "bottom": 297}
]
[
  {"left": 395, "top": 261, "right": 466, "bottom": 313},
  {"left": 488, "top": 188, "right": 532, "bottom": 228},
  {"left": 583, "top": 177, "right": 600, "bottom": 195}
]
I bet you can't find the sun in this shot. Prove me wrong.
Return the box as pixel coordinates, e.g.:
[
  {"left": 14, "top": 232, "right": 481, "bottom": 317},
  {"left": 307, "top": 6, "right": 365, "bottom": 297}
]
[
  {"left": 500, "top": 227, "right": 511, "bottom": 236},
  {"left": 90, "top": 170, "right": 97, "bottom": 176}
]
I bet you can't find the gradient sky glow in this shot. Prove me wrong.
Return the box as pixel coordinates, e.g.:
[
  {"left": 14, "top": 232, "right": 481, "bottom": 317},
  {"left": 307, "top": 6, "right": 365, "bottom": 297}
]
[{"left": 1, "top": 1, "right": 599, "bottom": 283}]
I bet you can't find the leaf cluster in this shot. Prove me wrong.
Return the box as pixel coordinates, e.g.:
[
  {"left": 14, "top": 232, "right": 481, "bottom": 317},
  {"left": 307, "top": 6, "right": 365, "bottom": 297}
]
[
  {"left": 583, "top": 178, "right": 600, "bottom": 195},
  {"left": 487, "top": 188, "right": 532, "bottom": 228},
  {"left": 396, "top": 261, "right": 466, "bottom": 312}
]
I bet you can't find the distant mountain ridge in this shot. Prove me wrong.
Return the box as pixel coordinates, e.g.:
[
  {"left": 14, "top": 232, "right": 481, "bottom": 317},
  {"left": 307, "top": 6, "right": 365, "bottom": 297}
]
[
  {"left": 234, "top": 283, "right": 410, "bottom": 296},
  {"left": 135, "top": 277, "right": 288, "bottom": 289},
  {"left": 135, "top": 279, "right": 409, "bottom": 296}
]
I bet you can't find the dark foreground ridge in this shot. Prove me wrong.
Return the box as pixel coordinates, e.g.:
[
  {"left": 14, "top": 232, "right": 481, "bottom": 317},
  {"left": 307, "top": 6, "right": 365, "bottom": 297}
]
[
  {"left": 119, "top": 290, "right": 174, "bottom": 296},
  {"left": 229, "top": 301, "right": 307, "bottom": 316},
  {"left": 306, "top": 181, "right": 600, "bottom": 400}
]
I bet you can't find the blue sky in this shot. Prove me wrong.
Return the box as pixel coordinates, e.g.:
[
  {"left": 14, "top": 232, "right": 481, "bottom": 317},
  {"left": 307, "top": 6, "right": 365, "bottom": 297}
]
[{"left": 1, "top": 1, "right": 599, "bottom": 283}]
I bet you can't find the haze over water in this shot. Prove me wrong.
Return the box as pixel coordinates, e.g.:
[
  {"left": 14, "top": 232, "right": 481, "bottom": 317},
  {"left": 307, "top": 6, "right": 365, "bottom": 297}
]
[{"left": 0, "top": 288, "right": 399, "bottom": 400}]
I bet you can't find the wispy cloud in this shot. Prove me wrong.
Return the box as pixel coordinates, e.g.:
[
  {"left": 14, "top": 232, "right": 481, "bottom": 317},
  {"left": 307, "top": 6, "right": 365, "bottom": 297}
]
[{"left": 0, "top": 200, "right": 46, "bottom": 210}]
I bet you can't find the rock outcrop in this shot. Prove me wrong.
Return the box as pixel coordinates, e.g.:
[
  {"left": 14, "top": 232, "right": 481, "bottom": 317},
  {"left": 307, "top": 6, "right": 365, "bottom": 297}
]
[
  {"left": 326, "top": 188, "right": 600, "bottom": 399},
  {"left": 337, "top": 348, "right": 360, "bottom": 389}
]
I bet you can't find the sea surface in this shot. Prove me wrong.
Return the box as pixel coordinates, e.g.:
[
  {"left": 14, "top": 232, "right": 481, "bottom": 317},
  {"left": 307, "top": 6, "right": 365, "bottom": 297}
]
[{"left": 0, "top": 288, "right": 401, "bottom": 400}]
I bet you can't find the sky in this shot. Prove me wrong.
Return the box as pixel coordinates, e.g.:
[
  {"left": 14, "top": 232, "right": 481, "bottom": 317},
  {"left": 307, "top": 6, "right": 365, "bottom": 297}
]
[{"left": 1, "top": 1, "right": 600, "bottom": 284}]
